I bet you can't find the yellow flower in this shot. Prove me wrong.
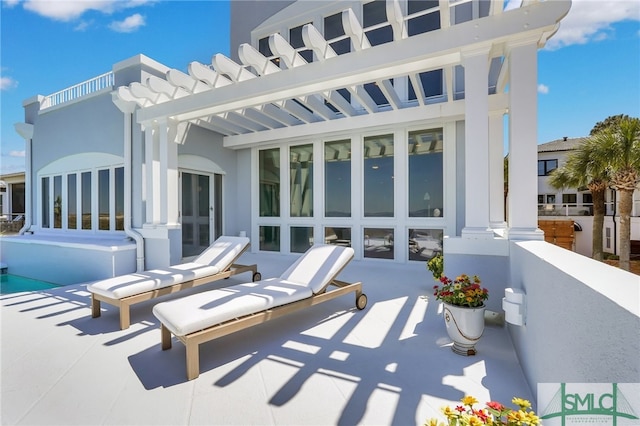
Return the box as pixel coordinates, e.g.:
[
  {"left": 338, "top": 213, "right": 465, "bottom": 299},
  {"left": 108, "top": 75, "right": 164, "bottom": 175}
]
[
  {"left": 423, "top": 419, "right": 442, "bottom": 426},
  {"left": 467, "top": 417, "right": 483, "bottom": 426},
  {"left": 512, "top": 397, "right": 532, "bottom": 410},
  {"left": 441, "top": 406, "right": 457, "bottom": 419},
  {"left": 461, "top": 395, "right": 479, "bottom": 406}
]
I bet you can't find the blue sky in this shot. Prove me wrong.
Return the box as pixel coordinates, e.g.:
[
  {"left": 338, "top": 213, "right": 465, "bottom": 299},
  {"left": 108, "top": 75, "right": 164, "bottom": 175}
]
[{"left": 1, "top": 0, "right": 639, "bottom": 176}]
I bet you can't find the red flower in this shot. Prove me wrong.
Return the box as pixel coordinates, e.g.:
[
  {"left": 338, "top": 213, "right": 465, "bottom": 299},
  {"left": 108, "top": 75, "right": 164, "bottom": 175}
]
[
  {"left": 455, "top": 405, "right": 465, "bottom": 413},
  {"left": 487, "top": 401, "right": 504, "bottom": 410}
]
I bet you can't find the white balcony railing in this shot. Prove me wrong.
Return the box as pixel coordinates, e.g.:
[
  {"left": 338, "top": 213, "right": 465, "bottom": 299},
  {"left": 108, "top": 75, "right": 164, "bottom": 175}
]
[
  {"left": 538, "top": 202, "right": 640, "bottom": 217},
  {"left": 42, "top": 71, "right": 114, "bottom": 110}
]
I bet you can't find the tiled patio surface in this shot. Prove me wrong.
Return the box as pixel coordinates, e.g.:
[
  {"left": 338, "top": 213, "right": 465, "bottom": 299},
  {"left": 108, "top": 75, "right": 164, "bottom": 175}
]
[{"left": 1, "top": 252, "right": 532, "bottom": 425}]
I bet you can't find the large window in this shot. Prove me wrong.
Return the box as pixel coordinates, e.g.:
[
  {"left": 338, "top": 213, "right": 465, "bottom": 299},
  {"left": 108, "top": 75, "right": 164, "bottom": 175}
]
[
  {"left": 259, "top": 148, "right": 280, "bottom": 217},
  {"left": 325, "top": 139, "right": 351, "bottom": 217},
  {"left": 538, "top": 159, "right": 558, "bottom": 176},
  {"left": 40, "top": 167, "right": 123, "bottom": 232},
  {"left": 364, "top": 134, "right": 394, "bottom": 217},
  {"left": 290, "top": 144, "right": 313, "bottom": 217},
  {"left": 408, "top": 129, "right": 443, "bottom": 217}
]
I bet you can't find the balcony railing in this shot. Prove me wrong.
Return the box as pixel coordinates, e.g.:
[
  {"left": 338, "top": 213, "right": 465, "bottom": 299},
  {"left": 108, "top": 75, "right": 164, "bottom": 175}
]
[
  {"left": 42, "top": 71, "right": 114, "bottom": 110},
  {"left": 538, "top": 202, "right": 640, "bottom": 217}
]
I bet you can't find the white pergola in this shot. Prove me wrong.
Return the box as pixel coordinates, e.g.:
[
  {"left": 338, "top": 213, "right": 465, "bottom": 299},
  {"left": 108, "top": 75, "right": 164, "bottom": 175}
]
[{"left": 113, "top": 0, "right": 570, "bottom": 244}]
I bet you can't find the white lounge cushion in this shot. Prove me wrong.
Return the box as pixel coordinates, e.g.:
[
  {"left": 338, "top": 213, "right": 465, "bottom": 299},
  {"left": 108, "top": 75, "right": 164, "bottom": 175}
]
[
  {"left": 87, "top": 236, "right": 250, "bottom": 299},
  {"left": 193, "top": 236, "right": 250, "bottom": 267},
  {"left": 279, "top": 245, "right": 354, "bottom": 293},
  {"left": 88, "top": 263, "right": 220, "bottom": 299},
  {"left": 153, "top": 278, "right": 313, "bottom": 336}
]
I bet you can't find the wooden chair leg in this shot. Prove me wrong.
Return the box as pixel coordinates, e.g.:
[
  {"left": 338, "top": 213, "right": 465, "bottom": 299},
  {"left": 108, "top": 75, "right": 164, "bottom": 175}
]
[
  {"left": 186, "top": 341, "right": 200, "bottom": 380},
  {"left": 161, "top": 324, "right": 172, "bottom": 350},
  {"left": 119, "top": 305, "right": 131, "bottom": 330},
  {"left": 91, "top": 296, "right": 101, "bottom": 318}
]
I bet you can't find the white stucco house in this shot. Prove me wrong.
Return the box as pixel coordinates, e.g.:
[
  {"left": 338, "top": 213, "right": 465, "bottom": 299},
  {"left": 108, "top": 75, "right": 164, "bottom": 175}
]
[
  {"left": 537, "top": 136, "right": 640, "bottom": 257},
  {"left": 2, "top": 0, "right": 638, "bottom": 398},
  {"left": 5, "top": 0, "right": 569, "bottom": 285}
]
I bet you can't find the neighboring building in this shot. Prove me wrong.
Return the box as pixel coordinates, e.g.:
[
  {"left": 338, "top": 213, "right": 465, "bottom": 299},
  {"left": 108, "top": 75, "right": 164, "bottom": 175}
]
[
  {"left": 3, "top": 0, "right": 571, "bottom": 295},
  {"left": 537, "top": 136, "right": 640, "bottom": 257},
  {"left": 0, "top": 172, "right": 26, "bottom": 228}
]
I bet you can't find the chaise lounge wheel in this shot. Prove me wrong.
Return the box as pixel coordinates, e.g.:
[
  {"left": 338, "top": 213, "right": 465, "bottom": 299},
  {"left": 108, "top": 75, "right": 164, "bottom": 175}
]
[
  {"left": 253, "top": 272, "right": 262, "bottom": 282},
  {"left": 356, "top": 293, "right": 368, "bottom": 310}
]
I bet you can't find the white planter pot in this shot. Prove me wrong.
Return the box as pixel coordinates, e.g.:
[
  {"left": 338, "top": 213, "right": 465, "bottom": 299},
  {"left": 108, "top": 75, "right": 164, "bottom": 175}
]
[{"left": 443, "top": 303, "right": 485, "bottom": 356}]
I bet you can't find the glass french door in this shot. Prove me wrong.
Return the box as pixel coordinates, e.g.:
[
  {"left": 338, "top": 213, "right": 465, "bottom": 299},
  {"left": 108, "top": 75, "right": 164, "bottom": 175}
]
[{"left": 181, "top": 172, "right": 223, "bottom": 257}]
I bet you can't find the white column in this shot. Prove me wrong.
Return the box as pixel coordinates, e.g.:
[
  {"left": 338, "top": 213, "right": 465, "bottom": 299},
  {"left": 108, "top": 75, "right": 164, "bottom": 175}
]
[
  {"left": 461, "top": 47, "right": 493, "bottom": 239},
  {"left": 505, "top": 40, "right": 544, "bottom": 240},
  {"left": 164, "top": 119, "right": 180, "bottom": 226},
  {"left": 143, "top": 122, "right": 158, "bottom": 224},
  {"left": 489, "top": 112, "right": 506, "bottom": 229}
]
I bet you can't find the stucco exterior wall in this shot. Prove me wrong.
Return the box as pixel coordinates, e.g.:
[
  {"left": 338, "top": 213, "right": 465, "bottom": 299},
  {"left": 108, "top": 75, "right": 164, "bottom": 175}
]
[
  {"left": 229, "top": 0, "right": 294, "bottom": 62},
  {"left": 508, "top": 240, "right": 640, "bottom": 398},
  {"left": 32, "top": 93, "right": 124, "bottom": 174}
]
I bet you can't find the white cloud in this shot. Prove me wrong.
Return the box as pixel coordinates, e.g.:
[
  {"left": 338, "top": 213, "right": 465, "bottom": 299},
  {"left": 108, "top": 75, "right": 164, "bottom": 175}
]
[
  {"left": 9, "top": 151, "right": 26, "bottom": 158},
  {"left": 20, "top": 0, "right": 156, "bottom": 22},
  {"left": 0, "top": 76, "right": 18, "bottom": 91},
  {"left": 546, "top": 0, "right": 640, "bottom": 50},
  {"left": 538, "top": 84, "right": 549, "bottom": 94},
  {"left": 108, "top": 13, "right": 145, "bottom": 33},
  {"left": 3, "top": 0, "right": 21, "bottom": 7}
]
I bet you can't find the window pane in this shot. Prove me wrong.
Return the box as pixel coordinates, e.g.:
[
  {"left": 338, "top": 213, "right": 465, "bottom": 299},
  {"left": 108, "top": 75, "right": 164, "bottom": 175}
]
[
  {"left": 259, "top": 225, "right": 280, "bottom": 251},
  {"left": 42, "top": 177, "right": 50, "bottom": 228},
  {"left": 290, "top": 144, "right": 313, "bottom": 217},
  {"left": 364, "top": 81, "right": 391, "bottom": 106},
  {"left": 290, "top": 24, "right": 313, "bottom": 62},
  {"left": 409, "top": 228, "right": 443, "bottom": 261},
  {"left": 364, "top": 227, "right": 394, "bottom": 259},
  {"left": 291, "top": 226, "right": 313, "bottom": 253},
  {"left": 81, "top": 172, "right": 91, "bottom": 229},
  {"left": 325, "top": 227, "right": 351, "bottom": 247},
  {"left": 67, "top": 174, "right": 77, "bottom": 229},
  {"left": 198, "top": 175, "right": 209, "bottom": 217},
  {"left": 408, "top": 129, "right": 443, "bottom": 217},
  {"left": 325, "top": 140, "right": 351, "bottom": 217},
  {"left": 182, "top": 173, "right": 193, "bottom": 216},
  {"left": 364, "top": 134, "right": 394, "bottom": 217},
  {"left": 260, "top": 148, "right": 280, "bottom": 217},
  {"left": 115, "top": 167, "right": 124, "bottom": 231},
  {"left": 11, "top": 183, "right": 25, "bottom": 214},
  {"left": 98, "top": 169, "right": 110, "bottom": 230},
  {"left": 53, "top": 175, "right": 62, "bottom": 228}
]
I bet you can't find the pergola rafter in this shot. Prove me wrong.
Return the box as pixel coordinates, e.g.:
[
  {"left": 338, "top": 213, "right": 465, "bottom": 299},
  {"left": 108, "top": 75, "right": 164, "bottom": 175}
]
[{"left": 114, "top": 0, "right": 567, "bottom": 142}]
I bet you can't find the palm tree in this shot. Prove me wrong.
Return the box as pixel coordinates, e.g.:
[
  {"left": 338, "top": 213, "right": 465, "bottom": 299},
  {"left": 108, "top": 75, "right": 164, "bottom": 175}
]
[
  {"left": 548, "top": 139, "right": 609, "bottom": 260},
  {"left": 589, "top": 117, "right": 640, "bottom": 271}
]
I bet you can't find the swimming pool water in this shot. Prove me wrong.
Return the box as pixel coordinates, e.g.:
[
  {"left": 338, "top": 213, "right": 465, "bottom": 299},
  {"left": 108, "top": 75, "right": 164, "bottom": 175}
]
[{"left": 0, "top": 274, "right": 60, "bottom": 294}]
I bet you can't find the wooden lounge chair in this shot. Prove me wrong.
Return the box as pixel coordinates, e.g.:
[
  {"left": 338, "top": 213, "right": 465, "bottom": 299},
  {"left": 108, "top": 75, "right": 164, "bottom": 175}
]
[
  {"left": 88, "top": 236, "right": 260, "bottom": 330},
  {"left": 152, "top": 244, "right": 367, "bottom": 380}
]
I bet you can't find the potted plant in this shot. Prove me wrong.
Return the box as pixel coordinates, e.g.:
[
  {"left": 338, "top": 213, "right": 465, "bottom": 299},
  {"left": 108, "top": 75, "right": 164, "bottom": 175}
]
[
  {"left": 425, "top": 395, "right": 541, "bottom": 425},
  {"left": 427, "top": 253, "right": 444, "bottom": 280},
  {"left": 432, "top": 273, "right": 488, "bottom": 355}
]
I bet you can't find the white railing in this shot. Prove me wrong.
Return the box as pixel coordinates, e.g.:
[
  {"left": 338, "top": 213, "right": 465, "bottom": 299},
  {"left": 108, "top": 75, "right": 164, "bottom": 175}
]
[
  {"left": 42, "top": 71, "right": 114, "bottom": 110},
  {"left": 538, "top": 202, "right": 640, "bottom": 217}
]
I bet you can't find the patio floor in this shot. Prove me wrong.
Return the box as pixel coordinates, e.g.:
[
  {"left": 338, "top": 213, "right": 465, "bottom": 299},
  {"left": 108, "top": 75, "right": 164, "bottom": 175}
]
[{"left": 1, "top": 251, "right": 532, "bottom": 425}]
